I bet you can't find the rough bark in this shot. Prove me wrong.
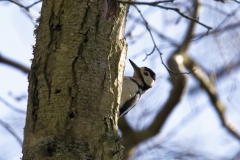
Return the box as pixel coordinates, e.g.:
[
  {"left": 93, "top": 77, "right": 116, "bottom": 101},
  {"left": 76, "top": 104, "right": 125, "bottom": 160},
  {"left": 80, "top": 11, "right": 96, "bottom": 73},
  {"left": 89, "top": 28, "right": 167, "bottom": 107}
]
[{"left": 22, "top": 0, "right": 128, "bottom": 159}]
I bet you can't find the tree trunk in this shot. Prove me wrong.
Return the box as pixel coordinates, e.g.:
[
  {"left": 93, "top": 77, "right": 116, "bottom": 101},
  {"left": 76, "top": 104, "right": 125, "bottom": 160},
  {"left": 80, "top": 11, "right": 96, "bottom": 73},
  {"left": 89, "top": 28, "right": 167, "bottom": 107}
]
[{"left": 22, "top": 0, "right": 128, "bottom": 159}]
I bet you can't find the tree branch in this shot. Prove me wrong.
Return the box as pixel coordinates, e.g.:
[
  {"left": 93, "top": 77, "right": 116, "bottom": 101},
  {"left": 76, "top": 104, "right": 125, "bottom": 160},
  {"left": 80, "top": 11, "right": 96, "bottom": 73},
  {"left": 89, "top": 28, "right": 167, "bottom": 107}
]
[
  {"left": 183, "top": 55, "right": 240, "bottom": 140},
  {"left": 132, "top": 5, "right": 162, "bottom": 61},
  {"left": 0, "top": 0, "right": 42, "bottom": 24},
  {"left": 233, "top": 0, "right": 240, "bottom": 3},
  {"left": 0, "top": 0, "right": 27, "bottom": 10},
  {"left": 189, "top": 56, "right": 240, "bottom": 95},
  {"left": 119, "top": 1, "right": 199, "bottom": 159},
  {"left": 0, "top": 97, "right": 26, "bottom": 114},
  {"left": 133, "top": 5, "right": 193, "bottom": 75},
  {"left": 0, "top": 0, "right": 42, "bottom": 11},
  {"left": 135, "top": 0, "right": 199, "bottom": 143},
  {"left": 0, "top": 119, "right": 22, "bottom": 146},
  {"left": 116, "top": 0, "right": 212, "bottom": 32},
  {"left": 26, "top": 0, "right": 42, "bottom": 10},
  {"left": 0, "top": 53, "right": 30, "bottom": 74},
  {"left": 193, "top": 21, "right": 240, "bottom": 43},
  {"left": 118, "top": 117, "right": 137, "bottom": 159}
]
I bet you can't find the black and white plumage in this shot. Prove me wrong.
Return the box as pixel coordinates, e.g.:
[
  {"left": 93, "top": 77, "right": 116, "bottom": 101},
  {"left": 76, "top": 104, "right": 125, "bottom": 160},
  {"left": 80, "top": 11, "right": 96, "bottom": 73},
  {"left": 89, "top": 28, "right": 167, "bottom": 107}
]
[{"left": 119, "top": 59, "right": 156, "bottom": 117}]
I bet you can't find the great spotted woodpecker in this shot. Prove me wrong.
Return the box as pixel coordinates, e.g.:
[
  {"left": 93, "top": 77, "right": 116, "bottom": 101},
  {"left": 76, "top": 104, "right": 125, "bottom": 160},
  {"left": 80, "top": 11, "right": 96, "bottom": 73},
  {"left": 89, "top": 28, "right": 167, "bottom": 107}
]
[{"left": 119, "top": 59, "right": 156, "bottom": 117}]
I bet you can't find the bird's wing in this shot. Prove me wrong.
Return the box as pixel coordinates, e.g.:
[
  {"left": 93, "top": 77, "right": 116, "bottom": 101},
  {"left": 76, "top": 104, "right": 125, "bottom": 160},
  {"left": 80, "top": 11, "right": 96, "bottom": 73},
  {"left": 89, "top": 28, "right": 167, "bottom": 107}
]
[
  {"left": 119, "top": 93, "right": 140, "bottom": 117},
  {"left": 119, "top": 77, "right": 141, "bottom": 117}
]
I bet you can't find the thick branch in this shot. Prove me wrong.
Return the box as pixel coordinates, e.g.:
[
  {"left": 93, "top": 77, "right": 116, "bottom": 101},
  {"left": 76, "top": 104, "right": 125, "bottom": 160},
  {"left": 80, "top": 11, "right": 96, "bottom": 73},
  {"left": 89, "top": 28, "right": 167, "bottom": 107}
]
[
  {"left": 134, "top": 0, "right": 199, "bottom": 143},
  {"left": 233, "top": 0, "right": 240, "bottom": 3},
  {"left": 118, "top": 117, "right": 137, "bottom": 159},
  {"left": 189, "top": 59, "right": 240, "bottom": 95},
  {"left": 184, "top": 55, "right": 240, "bottom": 140}
]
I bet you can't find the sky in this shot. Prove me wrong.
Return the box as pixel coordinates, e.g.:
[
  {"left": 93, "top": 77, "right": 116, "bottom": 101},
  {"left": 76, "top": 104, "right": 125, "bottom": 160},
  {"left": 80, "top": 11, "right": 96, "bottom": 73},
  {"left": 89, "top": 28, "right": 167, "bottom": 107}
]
[
  {"left": 0, "top": 2, "right": 39, "bottom": 160},
  {"left": 0, "top": 1, "right": 240, "bottom": 160}
]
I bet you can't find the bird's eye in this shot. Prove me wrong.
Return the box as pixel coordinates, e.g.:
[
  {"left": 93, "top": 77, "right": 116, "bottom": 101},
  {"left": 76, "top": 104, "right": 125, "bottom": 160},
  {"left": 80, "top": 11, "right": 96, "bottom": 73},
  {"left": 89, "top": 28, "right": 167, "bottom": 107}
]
[{"left": 144, "top": 71, "right": 149, "bottom": 76}]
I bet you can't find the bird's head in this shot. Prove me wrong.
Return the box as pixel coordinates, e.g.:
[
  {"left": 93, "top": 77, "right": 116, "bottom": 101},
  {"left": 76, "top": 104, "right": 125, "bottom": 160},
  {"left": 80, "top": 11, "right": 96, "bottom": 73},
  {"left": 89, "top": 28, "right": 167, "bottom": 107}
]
[{"left": 129, "top": 59, "right": 156, "bottom": 88}]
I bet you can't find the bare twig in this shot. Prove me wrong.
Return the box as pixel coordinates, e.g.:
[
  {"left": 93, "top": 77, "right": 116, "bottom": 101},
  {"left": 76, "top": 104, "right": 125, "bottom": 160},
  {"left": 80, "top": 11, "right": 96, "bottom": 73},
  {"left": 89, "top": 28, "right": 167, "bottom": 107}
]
[
  {"left": 194, "top": 21, "right": 240, "bottom": 41},
  {"left": 202, "top": 3, "right": 229, "bottom": 16},
  {"left": 0, "top": 97, "right": 26, "bottom": 114},
  {"left": 0, "top": 53, "right": 30, "bottom": 74},
  {"left": 216, "top": 5, "right": 240, "bottom": 29},
  {"left": 127, "top": 13, "right": 179, "bottom": 47},
  {"left": 0, "top": 0, "right": 42, "bottom": 11},
  {"left": 116, "top": 0, "right": 212, "bottom": 32},
  {"left": 0, "top": 119, "right": 23, "bottom": 146},
  {"left": 0, "top": 0, "right": 26, "bottom": 10},
  {"left": 0, "top": 0, "right": 42, "bottom": 24},
  {"left": 154, "top": 5, "right": 212, "bottom": 33},
  {"left": 26, "top": 0, "right": 42, "bottom": 10},
  {"left": 132, "top": 6, "right": 161, "bottom": 58},
  {"left": 133, "top": 5, "right": 193, "bottom": 75}
]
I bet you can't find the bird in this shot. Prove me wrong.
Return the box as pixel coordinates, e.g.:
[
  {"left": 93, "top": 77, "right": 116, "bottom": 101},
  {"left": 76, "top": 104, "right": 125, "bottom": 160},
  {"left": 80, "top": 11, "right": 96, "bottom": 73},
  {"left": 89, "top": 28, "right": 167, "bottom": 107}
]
[{"left": 119, "top": 59, "right": 156, "bottom": 117}]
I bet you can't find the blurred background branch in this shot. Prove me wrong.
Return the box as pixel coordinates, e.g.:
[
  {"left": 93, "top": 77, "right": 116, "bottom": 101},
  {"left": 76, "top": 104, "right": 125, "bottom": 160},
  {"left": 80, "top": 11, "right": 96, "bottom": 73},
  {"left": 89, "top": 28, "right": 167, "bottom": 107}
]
[
  {"left": 0, "top": 119, "right": 22, "bottom": 146},
  {"left": 0, "top": 53, "right": 30, "bottom": 74}
]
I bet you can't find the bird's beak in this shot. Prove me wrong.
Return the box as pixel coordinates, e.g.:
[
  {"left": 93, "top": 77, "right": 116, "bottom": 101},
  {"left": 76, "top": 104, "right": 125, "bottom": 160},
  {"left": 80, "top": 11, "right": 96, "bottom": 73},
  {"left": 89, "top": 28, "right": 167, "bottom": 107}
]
[{"left": 129, "top": 59, "right": 140, "bottom": 74}]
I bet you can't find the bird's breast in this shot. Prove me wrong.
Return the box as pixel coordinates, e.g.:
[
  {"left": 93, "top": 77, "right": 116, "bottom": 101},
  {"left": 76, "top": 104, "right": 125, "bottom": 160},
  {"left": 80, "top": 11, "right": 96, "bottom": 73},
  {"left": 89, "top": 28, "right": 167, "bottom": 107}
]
[{"left": 120, "top": 77, "right": 139, "bottom": 108}]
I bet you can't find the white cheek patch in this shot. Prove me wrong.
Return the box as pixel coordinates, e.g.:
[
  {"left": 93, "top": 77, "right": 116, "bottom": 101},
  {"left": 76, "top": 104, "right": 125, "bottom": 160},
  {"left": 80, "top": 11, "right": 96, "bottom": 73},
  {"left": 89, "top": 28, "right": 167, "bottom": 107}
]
[
  {"left": 150, "top": 80, "right": 154, "bottom": 87},
  {"left": 144, "top": 76, "right": 155, "bottom": 87}
]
